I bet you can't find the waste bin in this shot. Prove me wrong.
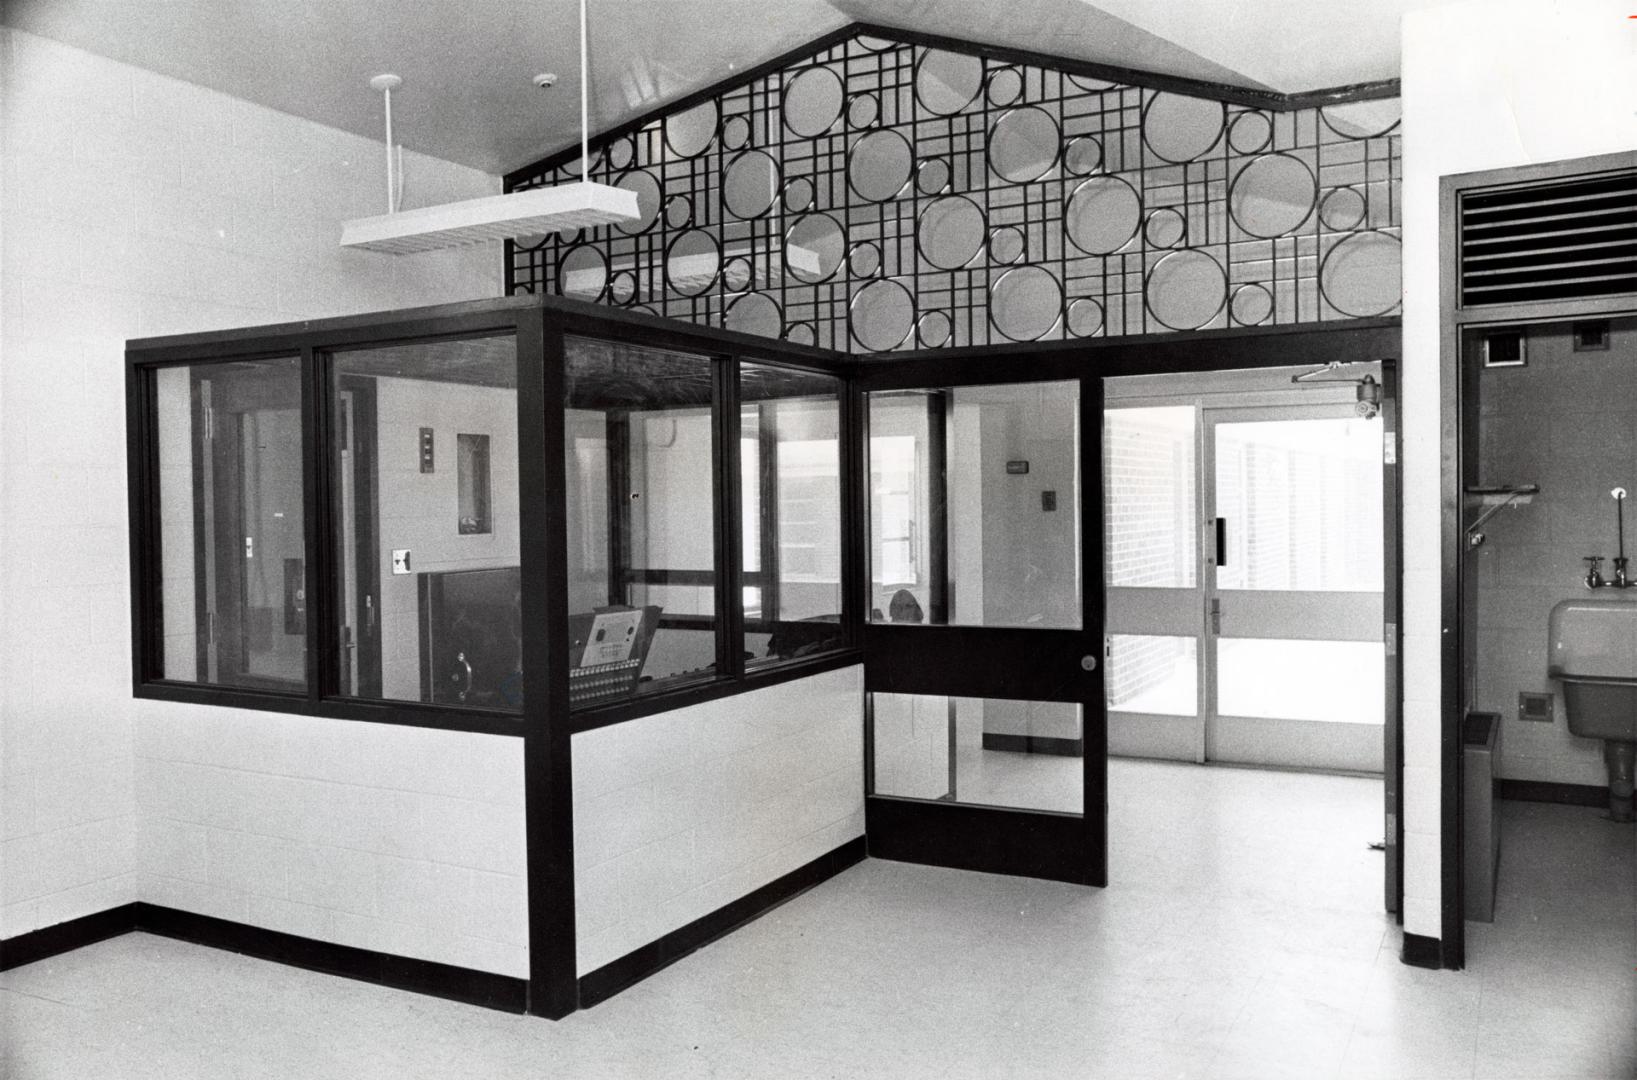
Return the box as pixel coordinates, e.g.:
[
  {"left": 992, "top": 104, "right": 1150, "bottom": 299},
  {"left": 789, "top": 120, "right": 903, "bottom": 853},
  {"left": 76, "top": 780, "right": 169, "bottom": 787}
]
[{"left": 1463, "top": 711, "right": 1501, "bottom": 922}]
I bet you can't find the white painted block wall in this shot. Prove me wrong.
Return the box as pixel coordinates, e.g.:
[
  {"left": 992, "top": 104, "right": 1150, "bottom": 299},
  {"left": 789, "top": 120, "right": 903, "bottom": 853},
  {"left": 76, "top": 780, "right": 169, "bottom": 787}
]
[
  {"left": 1398, "top": 0, "right": 1637, "bottom": 938},
  {"left": 571, "top": 666, "right": 865, "bottom": 975},
  {"left": 0, "top": 28, "right": 526, "bottom": 975}
]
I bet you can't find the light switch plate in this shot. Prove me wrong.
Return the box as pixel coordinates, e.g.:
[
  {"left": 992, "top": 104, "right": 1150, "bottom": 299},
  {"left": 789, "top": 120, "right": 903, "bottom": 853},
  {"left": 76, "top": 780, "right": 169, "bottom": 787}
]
[{"left": 392, "top": 549, "right": 412, "bottom": 575}]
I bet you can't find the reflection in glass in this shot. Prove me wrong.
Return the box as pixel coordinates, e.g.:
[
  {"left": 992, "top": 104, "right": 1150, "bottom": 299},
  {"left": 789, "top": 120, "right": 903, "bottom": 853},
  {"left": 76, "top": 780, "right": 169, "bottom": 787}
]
[
  {"left": 1104, "top": 406, "right": 1196, "bottom": 588},
  {"left": 867, "top": 382, "right": 1080, "bottom": 628},
  {"left": 871, "top": 692, "right": 1082, "bottom": 814},
  {"left": 564, "top": 337, "right": 719, "bottom": 706},
  {"left": 329, "top": 336, "right": 521, "bottom": 710},
  {"left": 1214, "top": 417, "right": 1382, "bottom": 591},
  {"left": 1217, "top": 638, "right": 1384, "bottom": 723},
  {"left": 739, "top": 364, "right": 845, "bottom": 668},
  {"left": 1107, "top": 635, "right": 1197, "bottom": 715},
  {"left": 156, "top": 357, "right": 308, "bottom": 689}
]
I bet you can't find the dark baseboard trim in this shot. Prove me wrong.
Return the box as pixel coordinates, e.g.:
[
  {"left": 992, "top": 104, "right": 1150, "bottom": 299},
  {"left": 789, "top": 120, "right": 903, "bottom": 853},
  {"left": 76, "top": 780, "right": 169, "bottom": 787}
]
[
  {"left": 0, "top": 903, "right": 139, "bottom": 972},
  {"left": 1401, "top": 932, "right": 1442, "bottom": 970},
  {"left": 578, "top": 835, "right": 867, "bottom": 1009},
  {"left": 1, "top": 902, "right": 526, "bottom": 1013},
  {"left": 1496, "top": 778, "right": 1622, "bottom": 809},
  {"left": 131, "top": 904, "right": 527, "bottom": 1012},
  {"left": 981, "top": 733, "right": 1084, "bottom": 757}
]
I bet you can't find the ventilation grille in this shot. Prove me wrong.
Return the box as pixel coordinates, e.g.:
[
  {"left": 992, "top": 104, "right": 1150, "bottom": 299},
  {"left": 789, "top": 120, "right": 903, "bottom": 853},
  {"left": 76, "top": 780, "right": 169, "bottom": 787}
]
[{"left": 1459, "top": 169, "right": 1636, "bottom": 308}]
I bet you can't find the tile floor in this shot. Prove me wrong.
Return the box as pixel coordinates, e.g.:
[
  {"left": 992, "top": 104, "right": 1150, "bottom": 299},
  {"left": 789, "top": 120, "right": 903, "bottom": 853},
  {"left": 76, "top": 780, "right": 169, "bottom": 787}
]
[{"left": 2, "top": 761, "right": 1632, "bottom": 1079}]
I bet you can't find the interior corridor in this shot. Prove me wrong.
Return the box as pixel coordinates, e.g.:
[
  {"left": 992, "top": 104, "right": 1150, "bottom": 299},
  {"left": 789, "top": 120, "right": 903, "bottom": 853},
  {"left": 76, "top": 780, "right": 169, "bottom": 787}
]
[{"left": 7, "top": 761, "right": 1628, "bottom": 1080}]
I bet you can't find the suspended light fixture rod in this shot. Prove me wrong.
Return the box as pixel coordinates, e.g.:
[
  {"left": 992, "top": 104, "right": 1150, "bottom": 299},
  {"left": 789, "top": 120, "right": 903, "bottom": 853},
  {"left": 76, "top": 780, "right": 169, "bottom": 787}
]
[
  {"left": 580, "top": 0, "right": 590, "bottom": 185},
  {"left": 369, "top": 73, "right": 403, "bottom": 214}
]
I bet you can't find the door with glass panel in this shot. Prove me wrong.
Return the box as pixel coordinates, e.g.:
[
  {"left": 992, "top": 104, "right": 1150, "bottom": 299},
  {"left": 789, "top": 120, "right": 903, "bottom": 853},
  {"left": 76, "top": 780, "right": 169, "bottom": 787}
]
[
  {"left": 1105, "top": 401, "right": 1384, "bottom": 772},
  {"left": 864, "top": 379, "right": 1103, "bottom": 887}
]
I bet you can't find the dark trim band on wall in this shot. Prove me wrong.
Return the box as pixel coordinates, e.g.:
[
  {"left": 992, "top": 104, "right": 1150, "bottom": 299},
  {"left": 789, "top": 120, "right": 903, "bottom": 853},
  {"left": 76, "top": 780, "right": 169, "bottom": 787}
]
[
  {"left": 577, "top": 835, "right": 867, "bottom": 1008},
  {"left": 0, "top": 903, "right": 139, "bottom": 972},
  {"left": 0, "top": 903, "right": 527, "bottom": 1013},
  {"left": 981, "top": 733, "right": 1084, "bottom": 757},
  {"left": 1496, "top": 779, "right": 1627, "bottom": 809}
]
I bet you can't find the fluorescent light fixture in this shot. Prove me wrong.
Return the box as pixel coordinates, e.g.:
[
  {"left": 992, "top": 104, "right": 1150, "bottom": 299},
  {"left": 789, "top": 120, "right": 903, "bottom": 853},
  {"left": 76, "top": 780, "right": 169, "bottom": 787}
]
[
  {"left": 342, "top": 183, "right": 639, "bottom": 254},
  {"left": 342, "top": 0, "right": 640, "bottom": 255}
]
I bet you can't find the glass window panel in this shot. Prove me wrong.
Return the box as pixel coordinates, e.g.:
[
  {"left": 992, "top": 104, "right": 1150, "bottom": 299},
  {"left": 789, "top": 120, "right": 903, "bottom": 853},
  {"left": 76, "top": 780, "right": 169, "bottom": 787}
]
[
  {"left": 564, "top": 336, "right": 719, "bottom": 706},
  {"left": 1214, "top": 417, "right": 1383, "bottom": 591},
  {"left": 1104, "top": 406, "right": 1197, "bottom": 588},
  {"left": 154, "top": 357, "right": 308, "bottom": 690},
  {"left": 1216, "top": 638, "right": 1384, "bottom": 723},
  {"left": 871, "top": 692, "right": 1082, "bottom": 814},
  {"left": 329, "top": 335, "right": 521, "bottom": 711},
  {"left": 740, "top": 363, "right": 845, "bottom": 668},
  {"left": 1107, "top": 634, "right": 1198, "bottom": 715},
  {"left": 867, "top": 381, "right": 1080, "bottom": 628}
]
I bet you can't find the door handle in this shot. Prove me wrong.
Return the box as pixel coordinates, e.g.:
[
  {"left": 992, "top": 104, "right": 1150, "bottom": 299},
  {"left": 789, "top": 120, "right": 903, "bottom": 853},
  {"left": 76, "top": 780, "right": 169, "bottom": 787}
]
[
  {"left": 1214, "top": 518, "right": 1227, "bottom": 567},
  {"left": 1209, "top": 598, "right": 1222, "bottom": 635}
]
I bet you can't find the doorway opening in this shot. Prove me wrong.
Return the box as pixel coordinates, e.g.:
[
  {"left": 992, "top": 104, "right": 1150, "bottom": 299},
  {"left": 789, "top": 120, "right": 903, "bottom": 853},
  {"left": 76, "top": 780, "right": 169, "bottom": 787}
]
[{"left": 1103, "top": 364, "right": 1396, "bottom": 917}]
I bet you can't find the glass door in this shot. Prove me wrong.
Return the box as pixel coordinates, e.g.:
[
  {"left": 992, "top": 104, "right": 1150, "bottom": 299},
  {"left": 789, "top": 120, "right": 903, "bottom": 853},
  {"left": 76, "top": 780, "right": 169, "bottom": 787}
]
[
  {"left": 1105, "top": 399, "right": 1385, "bottom": 772},
  {"left": 863, "top": 379, "right": 1104, "bottom": 886},
  {"left": 1205, "top": 405, "right": 1385, "bottom": 770}
]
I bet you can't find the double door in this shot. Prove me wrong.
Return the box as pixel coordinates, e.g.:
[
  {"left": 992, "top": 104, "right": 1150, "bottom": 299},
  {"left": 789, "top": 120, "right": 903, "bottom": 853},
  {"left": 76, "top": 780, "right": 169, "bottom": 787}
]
[{"left": 1105, "top": 400, "right": 1386, "bottom": 772}]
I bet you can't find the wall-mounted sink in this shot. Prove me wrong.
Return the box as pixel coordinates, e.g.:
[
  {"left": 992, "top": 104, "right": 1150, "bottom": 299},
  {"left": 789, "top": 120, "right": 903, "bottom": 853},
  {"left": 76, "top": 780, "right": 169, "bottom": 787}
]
[{"left": 1548, "top": 598, "right": 1637, "bottom": 820}]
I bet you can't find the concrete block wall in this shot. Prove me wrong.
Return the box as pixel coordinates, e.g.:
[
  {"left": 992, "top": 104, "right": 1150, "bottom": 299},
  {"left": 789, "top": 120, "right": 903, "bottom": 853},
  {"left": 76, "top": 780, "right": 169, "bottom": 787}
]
[
  {"left": 0, "top": 27, "right": 507, "bottom": 954},
  {"left": 571, "top": 666, "right": 864, "bottom": 975}
]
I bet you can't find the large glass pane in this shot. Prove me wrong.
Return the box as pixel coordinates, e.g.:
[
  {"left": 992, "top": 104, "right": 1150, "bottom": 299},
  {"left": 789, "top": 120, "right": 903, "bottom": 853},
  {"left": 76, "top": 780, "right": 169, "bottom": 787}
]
[
  {"left": 1214, "top": 416, "right": 1382, "bottom": 591},
  {"left": 1107, "top": 634, "right": 1197, "bottom": 715},
  {"left": 329, "top": 335, "right": 521, "bottom": 711},
  {"left": 739, "top": 363, "right": 844, "bottom": 668},
  {"left": 1104, "top": 406, "right": 1196, "bottom": 588},
  {"left": 867, "top": 381, "right": 1080, "bottom": 628},
  {"left": 564, "top": 336, "right": 719, "bottom": 706},
  {"left": 1216, "top": 638, "right": 1384, "bottom": 723},
  {"left": 871, "top": 692, "right": 1082, "bottom": 814},
  {"left": 154, "top": 357, "right": 308, "bottom": 690}
]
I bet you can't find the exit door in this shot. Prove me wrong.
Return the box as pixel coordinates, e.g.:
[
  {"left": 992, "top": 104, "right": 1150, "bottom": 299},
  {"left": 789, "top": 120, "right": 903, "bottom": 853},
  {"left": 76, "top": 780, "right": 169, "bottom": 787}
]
[{"left": 1105, "top": 400, "right": 1386, "bottom": 772}]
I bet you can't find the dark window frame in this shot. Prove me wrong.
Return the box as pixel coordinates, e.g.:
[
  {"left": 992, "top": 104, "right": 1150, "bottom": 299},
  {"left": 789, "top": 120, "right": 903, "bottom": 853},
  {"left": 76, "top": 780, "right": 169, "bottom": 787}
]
[{"left": 125, "top": 296, "right": 862, "bottom": 739}]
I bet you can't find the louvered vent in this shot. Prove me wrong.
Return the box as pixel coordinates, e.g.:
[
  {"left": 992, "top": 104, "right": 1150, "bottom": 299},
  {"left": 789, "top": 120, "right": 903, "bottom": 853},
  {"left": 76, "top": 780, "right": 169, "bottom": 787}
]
[{"left": 1459, "top": 169, "right": 1636, "bottom": 308}]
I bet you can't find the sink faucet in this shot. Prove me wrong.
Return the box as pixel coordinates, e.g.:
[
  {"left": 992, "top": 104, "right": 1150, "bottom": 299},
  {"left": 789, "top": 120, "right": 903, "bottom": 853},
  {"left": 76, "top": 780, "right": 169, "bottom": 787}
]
[{"left": 1585, "top": 555, "right": 1606, "bottom": 589}]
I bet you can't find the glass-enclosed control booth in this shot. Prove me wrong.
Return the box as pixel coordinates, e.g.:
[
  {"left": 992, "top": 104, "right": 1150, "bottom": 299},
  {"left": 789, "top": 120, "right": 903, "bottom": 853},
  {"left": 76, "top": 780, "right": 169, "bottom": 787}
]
[{"left": 126, "top": 296, "right": 859, "bottom": 737}]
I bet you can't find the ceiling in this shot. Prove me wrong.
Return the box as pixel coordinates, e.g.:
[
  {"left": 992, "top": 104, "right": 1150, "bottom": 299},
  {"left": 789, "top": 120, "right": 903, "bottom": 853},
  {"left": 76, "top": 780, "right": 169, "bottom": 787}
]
[{"left": 3, "top": 0, "right": 1443, "bottom": 177}]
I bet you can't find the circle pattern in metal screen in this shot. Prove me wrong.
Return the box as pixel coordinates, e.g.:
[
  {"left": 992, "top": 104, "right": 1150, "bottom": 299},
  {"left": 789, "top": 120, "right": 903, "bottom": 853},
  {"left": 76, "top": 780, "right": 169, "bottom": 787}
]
[{"left": 512, "top": 30, "right": 1402, "bottom": 350}]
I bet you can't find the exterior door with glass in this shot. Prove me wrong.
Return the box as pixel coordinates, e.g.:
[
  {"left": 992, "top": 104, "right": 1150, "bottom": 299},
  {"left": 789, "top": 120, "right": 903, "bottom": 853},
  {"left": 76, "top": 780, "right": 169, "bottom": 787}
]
[
  {"left": 1106, "top": 400, "right": 1385, "bottom": 772},
  {"left": 862, "top": 378, "right": 1104, "bottom": 887}
]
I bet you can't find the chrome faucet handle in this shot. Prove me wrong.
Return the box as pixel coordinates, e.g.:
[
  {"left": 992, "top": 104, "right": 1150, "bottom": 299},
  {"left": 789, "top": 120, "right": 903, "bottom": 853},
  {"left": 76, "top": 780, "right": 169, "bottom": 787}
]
[{"left": 1585, "top": 555, "right": 1606, "bottom": 588}]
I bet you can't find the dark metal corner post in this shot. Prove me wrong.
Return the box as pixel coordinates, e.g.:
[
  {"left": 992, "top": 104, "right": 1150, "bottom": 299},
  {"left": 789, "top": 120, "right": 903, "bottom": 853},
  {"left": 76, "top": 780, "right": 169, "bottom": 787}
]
[
  {"left": 1081, "top": 373, "right": 1109, "bottom": 888},
  {"left": 125, "top": 357, "right": 161, "bottom": 691},
  {"left": 521, "top": 309, "right": 579, "bottom": 1018},
  {"left": 1380, "top": 360, "right": 1405, "bottom": 921},
  {"left": 713, "top": 355, "right": 746, "bottom": 681}
]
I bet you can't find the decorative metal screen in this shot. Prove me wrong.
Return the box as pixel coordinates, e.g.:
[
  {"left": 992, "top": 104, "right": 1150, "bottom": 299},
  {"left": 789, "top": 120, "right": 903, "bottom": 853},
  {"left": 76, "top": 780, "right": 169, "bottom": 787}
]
[{"left": 508, "top": 30, "right": 1402, "bottom": 352}]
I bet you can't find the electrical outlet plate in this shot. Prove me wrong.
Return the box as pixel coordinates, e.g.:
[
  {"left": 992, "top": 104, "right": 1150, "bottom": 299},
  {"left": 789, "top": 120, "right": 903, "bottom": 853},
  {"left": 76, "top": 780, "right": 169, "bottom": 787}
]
[
  {"left": 1518, "top": 691, "right": 1554, "bottom": 723},
  {"left": 392, "top": 549, "right": 412, "bottom": 575}
]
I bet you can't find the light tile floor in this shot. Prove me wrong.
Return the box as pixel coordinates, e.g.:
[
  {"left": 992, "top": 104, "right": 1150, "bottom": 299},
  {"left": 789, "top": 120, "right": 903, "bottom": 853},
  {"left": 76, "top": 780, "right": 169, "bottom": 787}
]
[{"left": 3, "top": 761, "right": 1632, "bottom": 1079}]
